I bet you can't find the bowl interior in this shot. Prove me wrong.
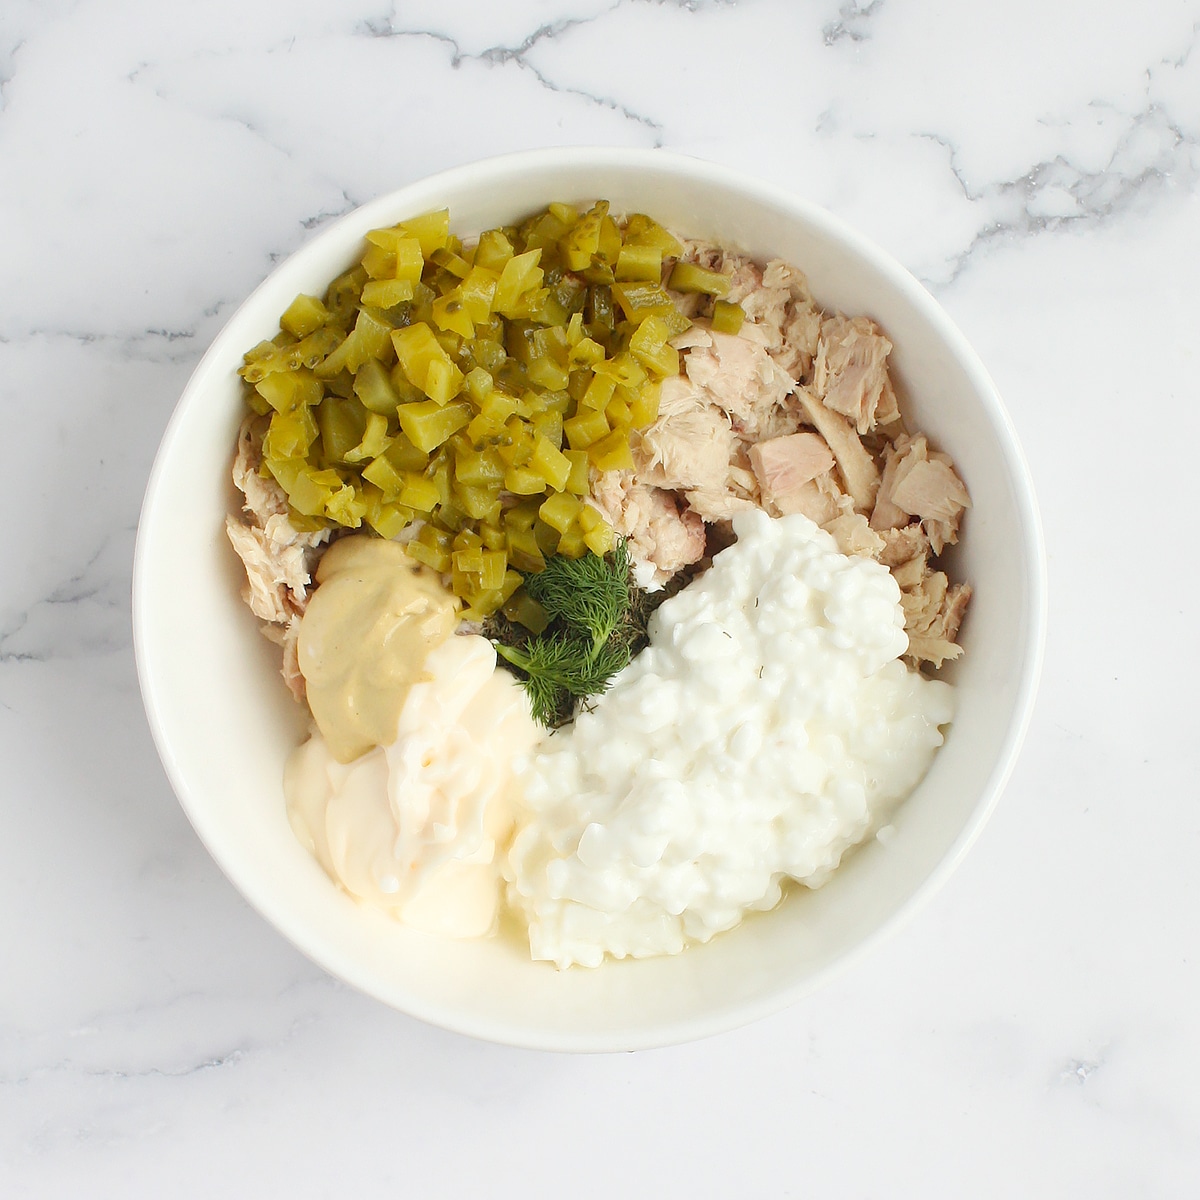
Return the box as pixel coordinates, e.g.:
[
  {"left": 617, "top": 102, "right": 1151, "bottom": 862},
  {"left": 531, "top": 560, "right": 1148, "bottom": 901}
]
[{"left": 134, "top": 149, "right": 1044, "bottom": 1051}]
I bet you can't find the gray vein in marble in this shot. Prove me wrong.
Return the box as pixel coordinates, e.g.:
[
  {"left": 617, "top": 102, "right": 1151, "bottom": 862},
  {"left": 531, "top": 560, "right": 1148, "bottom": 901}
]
[
  {"left": 125, "top": 62, "right": 358, "bottom": 253},
  {"left": 300, "top": 187, "right": 360, "bottom": 232},
  {"left": 0, "top": 1046, "right": 246, "bottom": 1089},
  {"left": 0, "top": 532, "right": 132, "bottom": 663},
  {"left": 823, "top": 0, "right": 884, "bottom": 46},
  {"left": 507, "top": 58, "right": 664, "bottom": 142},
  {"left": 81, "top": 1049, "right": 244, "bottom": 1083},
  {"left": 1161, "top": 15, "right": 1200, "bottom": 69},
  {"left": 630, "top": 0, "right": 743, "bottom": 9},
  {"left": 0, "top": 324, "right": 212, "bottom": 366},
  {"left": 356, "top": 3, "right": 666, "bottom": 142},
  {"left": 918, "top": 19, "right": 1200, "bottom": 286},
  {"left": 923, "top": 100, "right": 1198, "bottom": 287},
  {"left": 0, "top": 37, "right": 25, "bottom": 113},
  {"left": 0, "top": 982, "right": 329, "bottom": 1088},
  {"left": 198, "top": 102, "right": 350, "bottom": 206},
  {"left": 477, "top": 15, "right": 601, "bottom": 66}
]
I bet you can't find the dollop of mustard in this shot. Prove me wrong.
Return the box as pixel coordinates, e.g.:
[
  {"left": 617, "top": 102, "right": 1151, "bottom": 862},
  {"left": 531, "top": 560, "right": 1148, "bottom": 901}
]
[{"left": 296, "top": 536, "right": 458, "bottom": 763}]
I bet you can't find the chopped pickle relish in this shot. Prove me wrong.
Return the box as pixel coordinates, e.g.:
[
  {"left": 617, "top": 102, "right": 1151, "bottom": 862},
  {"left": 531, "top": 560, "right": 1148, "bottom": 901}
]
[{"left": 238, "top": 201, "right": 736, "bottom": 620}]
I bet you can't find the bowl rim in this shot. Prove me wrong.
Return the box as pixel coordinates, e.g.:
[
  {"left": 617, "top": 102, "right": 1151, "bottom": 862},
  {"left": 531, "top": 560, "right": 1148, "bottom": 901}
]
[{"left": 133, "top": 145, "right": 1047, "bottom": 1052}]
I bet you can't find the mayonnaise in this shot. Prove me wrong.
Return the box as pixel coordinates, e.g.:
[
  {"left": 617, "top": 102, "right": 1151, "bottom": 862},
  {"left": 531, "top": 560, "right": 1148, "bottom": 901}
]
[
  {"left": 285, "top": 534, "right": 543, "bottom": 938},
  {"left": 296, "top": 536, "right": 458, "bottom": 763},
  {"left": 286, "top": 635, "right": 541, "bottom": 937}
]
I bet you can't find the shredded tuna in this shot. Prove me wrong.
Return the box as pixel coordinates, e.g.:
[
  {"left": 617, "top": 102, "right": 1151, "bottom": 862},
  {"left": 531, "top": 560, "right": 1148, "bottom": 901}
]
[
  {"left": 588, "top": 473, "right": 706, "bottom": 588},
  {"left": 870, "top": 521, "right": 970, "bottom": 667},
  {"left": 231, "top": 415, "right": 289, "bottom": 524},
  {"left": 670, "top": 325, "right": 715, "bottom": 352},
  {"left": 794, "top": 388, "right": 880, "bottom": 513},
  {"left": 871, "top": 434, "right": 970, "bottom": 553},
  {"left": 748, "top": 432, "right": 835, "bottom": 515},
  {"left": 878, "top": 523, "right": 931, "bottom": 569},
  {"left": 262, "top": 617, "right": 305, "bottom": 701},
  {"left": 636, "top": 376, "right": 737, "bottom": 496},
  {"left": 823, "top": 508, "right": 886, "bottom": 559},
  {"left": 902, "top": 576, "right": 973, "bottom": 669},
  {"left": 890, "top": 552, "right": 927, "bottom": 592},
  {"left": 225, "top": 519, "right": 301, "bottom": 626},
  {"left": 871, "top": 436, "right": 921, "bottom": 531},
  {"left": 226, "top": 414, "right": 332, "bottom": 700},
  {"left": 767, "top": 474, "right": 842, "bottom": 525},
  {"left": 684, "top": 488, "right": 758, "bottom": 522},
  {"left": 641, "top": 240, "right": 972, "bottom": 668},
  {"left": 676, "top": 245, "right": 824, "bottom": 382},
  {"left": 683, "top": 326, "right": 796, "bottom": 440},
  {"left": 813, "top": 315, "right": 900, "bottom": 434}
]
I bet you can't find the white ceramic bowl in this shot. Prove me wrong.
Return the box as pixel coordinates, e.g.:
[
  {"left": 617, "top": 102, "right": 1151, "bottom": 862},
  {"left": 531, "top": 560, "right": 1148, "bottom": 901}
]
[{"left": 134, "top": 147, "right": 1045, "bottom": 1052}]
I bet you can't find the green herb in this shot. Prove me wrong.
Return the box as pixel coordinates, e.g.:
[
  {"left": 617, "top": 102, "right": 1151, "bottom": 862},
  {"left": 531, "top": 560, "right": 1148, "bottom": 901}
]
[
  {"left": 487, "top": 542, "right": 648, "bottom": 728},
  {"left": 525, "top": 540, "right": 631, "bottom": 653}
]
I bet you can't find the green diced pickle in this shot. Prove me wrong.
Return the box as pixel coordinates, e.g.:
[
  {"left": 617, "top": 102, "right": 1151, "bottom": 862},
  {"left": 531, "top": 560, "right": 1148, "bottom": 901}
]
[
  {"left": 397, "top": 400, "right": 471, "bottom": 454},
  {"left": 243, "top": 386, "right": 271, "bottom": 416},
  {"left": 711, "top": 299, "right": 745, "bottom": 334},
  {"left": 284, "top": 326, "right": 341, "bottom": 371},
  {"left": 383, "top": 432, "right": 429, "bottom": 474},
  {"left": 317, "top": 396, "right": 368, "bottom": 463},
  {"left": 324, "top": 483, "right": 366, "bottom": 527},
  {"left": 362, "top": 454, "right": 404, "bottom": 500},
  {"left": 559, "top": 201, "right": 608, "bottom": 271},
  {"left": 323, "top": 367, "right": 356, "bottom": 399},
  {"left": 615, "top": 244, "right": 663, "bottom": 282},
  {"left": 503, "top": 589, "right": 549, "bottom": 634},
  {"left": 351, "top": 358, "right": 398, "bottom": 414},
  {"left": 623, "top": 213, "right": 684, "bottom": 258},
  {"left": 431, "top": 246, "right": 473, "bottom": 279},
  {"left": 238, "top": 199, "right": 707, "bottom": 621},
  {"left": 585, "top": 285, "right": 615, "bottom": 338},
  {"left": 264, "top": 405, "right": 318, "bottom": 460},
  {"left": 398, "top": 208, "right": 450, "bottom": 256},
  {"left": 342, "top": 411, "right": 392, "bottom": 464},
  {"left": 280, "top": 294, "right": 329, "bottom": 338},
  {"left": 594, "top": 216, "right": 622, "bottom": 268},
  {"left": 399, "top": 473, "right": 439, "bottom": 512},
  {"left": 474, "top": 229, "right": 514, "bottom": 273},
  {"left": 352, "top": 308, "right": 394, "bottom": 364},
  {"left": 667, "top": 261, "right": 732, "bottom": 297},
  {"left": 254, "top": 368, "right": 322, "bottom": 413},
  {"left": 324, "top": 266, "right": 368, "bottom": 327},
  {"left": 611, "top": 281, "right": 676, "bottom": 321}
]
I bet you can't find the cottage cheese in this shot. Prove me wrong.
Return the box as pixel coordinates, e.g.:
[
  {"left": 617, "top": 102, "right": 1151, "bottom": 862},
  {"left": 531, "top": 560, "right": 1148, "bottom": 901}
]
[{"left": 505, "top": 509, "right": 955, "bottom": 968}]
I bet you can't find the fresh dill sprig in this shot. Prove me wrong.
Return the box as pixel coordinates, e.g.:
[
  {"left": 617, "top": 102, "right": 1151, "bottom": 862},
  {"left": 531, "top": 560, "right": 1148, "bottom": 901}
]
[
  {"left": 524, "top": 540, "right": 631, "bottom": 652},
  {"left": 487, "top": 543, "right": 643, "bottom": 728},
  {"left": 494, "top": 630, "right": 631, "bottom": 727}
]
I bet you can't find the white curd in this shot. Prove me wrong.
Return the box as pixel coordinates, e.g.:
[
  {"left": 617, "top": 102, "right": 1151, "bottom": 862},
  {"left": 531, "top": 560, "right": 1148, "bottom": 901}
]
[{"left": 505, "top": 509, "right": 955, "bottom": 968}]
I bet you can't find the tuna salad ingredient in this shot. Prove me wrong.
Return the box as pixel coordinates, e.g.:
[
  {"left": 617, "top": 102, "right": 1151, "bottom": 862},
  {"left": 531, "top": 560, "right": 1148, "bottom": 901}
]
[
  {"left": 505, "top": 509, "right": 954, "bottom": 968},
  {"left": 286, "top": 633, "right": 540, "bottom": 938},
  {"left": 596, "top": 240, "right": 973, "bottom": 669},
  {"left": 296, "top": 536, "right": 458, "bottom": 763},
  {"left": 224, "top": 200, "right": 975, "bottom": 966},
  {"left": 234, "top": 202, "right": 715, "bottom": 621},
  {"left": 487, "top": 541, "right": 661, "bottom": 728}
]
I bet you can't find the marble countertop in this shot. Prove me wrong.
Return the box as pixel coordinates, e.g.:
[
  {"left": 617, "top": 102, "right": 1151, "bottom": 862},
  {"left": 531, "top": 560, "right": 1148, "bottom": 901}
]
[{"left": 3, "top": 0, "right": 1198, "bottom": 1194}]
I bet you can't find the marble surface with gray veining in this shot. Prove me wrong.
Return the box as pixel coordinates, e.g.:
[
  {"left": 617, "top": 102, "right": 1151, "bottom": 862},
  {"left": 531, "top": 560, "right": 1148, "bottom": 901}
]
[{"left": 2, "top": 1, "right": 1198, "bottom": 1195}]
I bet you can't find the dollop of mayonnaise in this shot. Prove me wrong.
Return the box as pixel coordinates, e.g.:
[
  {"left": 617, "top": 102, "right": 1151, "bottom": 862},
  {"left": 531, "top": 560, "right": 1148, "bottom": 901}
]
[
  {"left": 285, "top": 534, "right": 542, "bottom": 939},
  {"left": 297, "top": 536, "right": 458, "bottom": 764}
]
